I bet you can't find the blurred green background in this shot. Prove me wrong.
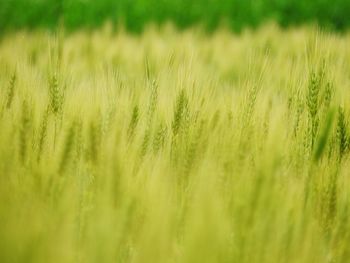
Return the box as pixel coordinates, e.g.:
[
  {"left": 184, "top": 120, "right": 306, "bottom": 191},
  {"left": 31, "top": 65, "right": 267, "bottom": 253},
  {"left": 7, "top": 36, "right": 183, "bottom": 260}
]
[{"left": 0, "top": 0, "right": 349, "bottom": 32}]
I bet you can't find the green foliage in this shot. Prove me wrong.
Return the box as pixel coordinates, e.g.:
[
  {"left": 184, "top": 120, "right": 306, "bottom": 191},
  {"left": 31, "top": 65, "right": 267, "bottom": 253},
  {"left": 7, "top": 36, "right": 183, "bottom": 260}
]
[{"left": 1, "top": 0, "right": 350, "bottom": 33}]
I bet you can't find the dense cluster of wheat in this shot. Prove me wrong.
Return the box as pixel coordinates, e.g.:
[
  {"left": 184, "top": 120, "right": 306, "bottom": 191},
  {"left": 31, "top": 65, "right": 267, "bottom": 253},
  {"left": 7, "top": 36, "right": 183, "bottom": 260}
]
[{"left": 0, "top": 24, "right": 350, "bottom": 263}]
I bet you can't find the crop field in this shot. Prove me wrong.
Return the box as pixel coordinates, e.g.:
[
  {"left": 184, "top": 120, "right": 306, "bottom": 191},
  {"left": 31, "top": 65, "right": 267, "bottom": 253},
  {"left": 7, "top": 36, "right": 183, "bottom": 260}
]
[{"left": 0, "top": 24, "right": 350, "bottom": 262}]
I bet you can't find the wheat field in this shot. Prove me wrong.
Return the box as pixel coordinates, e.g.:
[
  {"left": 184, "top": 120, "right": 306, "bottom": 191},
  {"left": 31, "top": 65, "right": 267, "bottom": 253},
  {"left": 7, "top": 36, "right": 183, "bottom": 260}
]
[{"left": 0, "top": 24, "right": 350, "bottom": 263}]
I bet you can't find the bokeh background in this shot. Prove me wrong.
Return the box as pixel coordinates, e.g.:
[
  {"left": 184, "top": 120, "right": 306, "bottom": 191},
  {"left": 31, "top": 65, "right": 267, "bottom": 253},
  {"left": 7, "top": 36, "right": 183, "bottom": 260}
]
[{"left": 1, "top": 0, "right": 350, "bottom": 33}]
